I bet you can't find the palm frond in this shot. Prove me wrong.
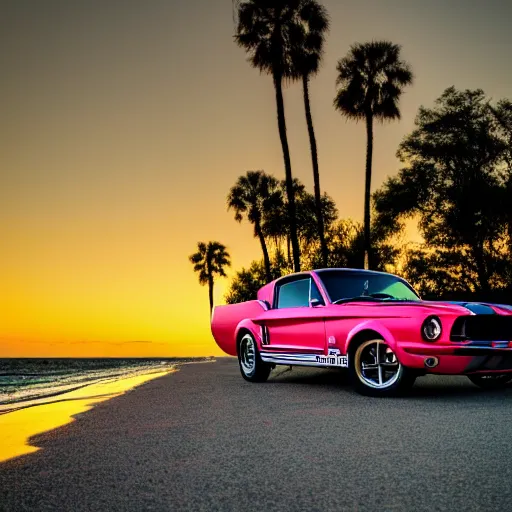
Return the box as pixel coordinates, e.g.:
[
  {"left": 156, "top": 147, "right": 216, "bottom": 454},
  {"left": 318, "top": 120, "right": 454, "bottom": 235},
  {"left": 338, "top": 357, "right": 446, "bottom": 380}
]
[
  {"left": 334, "top": 40, "right": 413, "bottom": 121},
  {"left": 235, "top": 0, "right": 329, "bottom": 80},
  {"left": 190, "top": 240, "right": 230, "bottom": 286},
  {"left": 227, "top": 170, "right": 282, "bottom": 238}
]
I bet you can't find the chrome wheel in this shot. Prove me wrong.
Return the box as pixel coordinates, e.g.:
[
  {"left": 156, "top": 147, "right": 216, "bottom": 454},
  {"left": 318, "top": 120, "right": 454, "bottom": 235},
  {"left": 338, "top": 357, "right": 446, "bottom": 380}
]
[
  {"left": 237, "top": 332, "right": 271, "bottom": 383},
  {"left": 240, "top": 334, "right": 256, "bottom": 376},
  {"left": 354, "top": 339, "right": 403, "bottom": 390}
]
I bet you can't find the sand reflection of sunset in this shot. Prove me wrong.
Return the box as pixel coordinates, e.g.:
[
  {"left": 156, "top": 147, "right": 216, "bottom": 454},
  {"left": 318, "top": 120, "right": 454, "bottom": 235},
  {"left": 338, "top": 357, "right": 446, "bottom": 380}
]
[{"left": 0, "top": 371, "right": 171, "bottom": 463}]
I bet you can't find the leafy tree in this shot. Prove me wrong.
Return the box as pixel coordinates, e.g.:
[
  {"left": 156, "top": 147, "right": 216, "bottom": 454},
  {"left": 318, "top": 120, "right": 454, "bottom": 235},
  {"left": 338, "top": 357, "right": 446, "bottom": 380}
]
[
  {"left": 235, "top": 0, "right": 311, "bottom": 272},
  {"left": 402, "top": 247, "right": 477, "bottom": 298},
  {"left": 374, "top": 87, "right": 512, "bottom": 294},
  {"left": 225, "top": 251, "right": 291, "bottom": 304},
  {"left": 295, "top": 182, "right": 337, "bottom": 246},
  {"left": 490, "top": 99, "right": 512, "bottom": 253},
  {"left": 225, "top": 216, "right": 400, "bottom": 304},
  {"left": 323, "top": 218, "right": 399, "bottom": 272},
  {"left": 225, "top": 261, "right": 266, "bottom": 305},
  {"left": 189, "top": 241, "right": 231, "bottom": 314},
  {"left": 334, "top": 41, "right": 413, "bottom": 269},
  {"left": 227, "top": 170, "right": 283, "bottom": 282},
  {"left": 263, "top": 177, "right": 337, "bottom": 266},
  {"left": 403, "top": 245, "right": 512, "bottom": 301},
  {"left": 289, "top": 0, "right": 330, "bottom": 266},
  {"left": 295, "top": 188, "right": 337, "bottom": 269}
]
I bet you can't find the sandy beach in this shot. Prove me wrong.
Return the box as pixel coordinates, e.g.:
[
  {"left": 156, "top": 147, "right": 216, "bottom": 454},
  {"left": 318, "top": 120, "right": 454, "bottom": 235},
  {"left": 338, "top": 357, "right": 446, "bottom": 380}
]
[
  {"left": 2, "top": 358, "right": 512, "bottom": 511},
  {"left": 0, "top": 369, "right": 173, "bottom": 462}
]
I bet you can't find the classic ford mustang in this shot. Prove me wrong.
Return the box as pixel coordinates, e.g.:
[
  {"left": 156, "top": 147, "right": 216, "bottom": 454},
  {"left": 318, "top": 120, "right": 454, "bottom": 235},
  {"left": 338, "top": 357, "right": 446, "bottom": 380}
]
[{"left": 211, "top": 268, "right": 512, "bottom": 396}]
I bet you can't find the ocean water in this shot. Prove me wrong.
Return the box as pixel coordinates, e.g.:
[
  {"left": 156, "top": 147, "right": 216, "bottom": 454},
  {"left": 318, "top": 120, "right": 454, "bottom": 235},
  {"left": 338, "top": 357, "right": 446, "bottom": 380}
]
[{"left": 0, "top": 358, "right": 212, "bottom": 412}]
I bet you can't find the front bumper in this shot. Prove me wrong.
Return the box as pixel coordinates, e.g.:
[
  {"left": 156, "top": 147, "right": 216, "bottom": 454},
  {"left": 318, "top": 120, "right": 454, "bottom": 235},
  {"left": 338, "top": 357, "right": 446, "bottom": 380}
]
[{"left": 397, "top": 341, "right": 512, "bottom": 374}]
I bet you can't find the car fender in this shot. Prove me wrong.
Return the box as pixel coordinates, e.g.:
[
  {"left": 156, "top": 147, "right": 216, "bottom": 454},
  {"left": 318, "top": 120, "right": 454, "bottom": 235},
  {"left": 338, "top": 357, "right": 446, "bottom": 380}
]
[
  {"left": 235, "top": 319, "right": 262, "bottom": 353},
  {"left": 345, "top": 320, "right": 397, "bottom": 355}
]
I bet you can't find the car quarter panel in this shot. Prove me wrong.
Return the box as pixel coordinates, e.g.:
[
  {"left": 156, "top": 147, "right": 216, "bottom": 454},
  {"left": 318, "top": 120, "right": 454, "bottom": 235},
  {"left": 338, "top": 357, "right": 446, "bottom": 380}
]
[{"left": 211, "top": 300, "right": 267, "bottom": 356}]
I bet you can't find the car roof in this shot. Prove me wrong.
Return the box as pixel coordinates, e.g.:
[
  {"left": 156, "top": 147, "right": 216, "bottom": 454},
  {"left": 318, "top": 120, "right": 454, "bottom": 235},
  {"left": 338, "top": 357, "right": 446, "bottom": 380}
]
[
  {"left": 272, "top": 268, "right": 401, "bottom": 286},
  {"left": 314, "top": 268, "right": 392, "bottom": 277},
  {"left": 261, "top": 268, "right": 416, "bottom": 305}
]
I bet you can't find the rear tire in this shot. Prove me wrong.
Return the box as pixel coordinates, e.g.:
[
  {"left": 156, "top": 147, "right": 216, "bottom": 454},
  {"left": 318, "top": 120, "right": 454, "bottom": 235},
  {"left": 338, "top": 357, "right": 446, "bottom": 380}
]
[
  {"left": 468, "top": 374, "right": 512, "bottom": 389},
  {"left": 349, "top": 338, "right": 416, "bottom": 397},
  {"left": 238, "top": 332, "right": 271, "bottom": 383}
]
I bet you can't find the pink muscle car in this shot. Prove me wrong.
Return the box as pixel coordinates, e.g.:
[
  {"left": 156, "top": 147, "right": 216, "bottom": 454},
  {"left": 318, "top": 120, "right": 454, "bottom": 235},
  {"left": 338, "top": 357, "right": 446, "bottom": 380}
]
[{"left": 211, "top": 268, "right": 512, "bottom": 396}]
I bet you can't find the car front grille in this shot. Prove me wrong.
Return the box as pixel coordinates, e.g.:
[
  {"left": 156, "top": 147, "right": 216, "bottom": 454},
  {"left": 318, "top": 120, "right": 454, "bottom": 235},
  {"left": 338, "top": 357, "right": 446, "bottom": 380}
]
[{"left": 451, "top": 315, "right": 512, "bottom": 342}]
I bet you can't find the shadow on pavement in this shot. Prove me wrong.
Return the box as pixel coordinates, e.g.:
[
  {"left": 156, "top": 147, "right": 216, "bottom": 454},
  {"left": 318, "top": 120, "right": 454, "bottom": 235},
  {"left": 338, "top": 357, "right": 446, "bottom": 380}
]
[{"left": 265, "top": 365, "right": 512, "bottom": 401}]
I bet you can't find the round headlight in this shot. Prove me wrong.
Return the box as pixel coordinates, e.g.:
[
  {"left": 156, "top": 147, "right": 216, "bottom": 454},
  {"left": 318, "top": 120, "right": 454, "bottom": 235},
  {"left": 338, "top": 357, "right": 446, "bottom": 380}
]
[{"left": 422, "top": 316, "right": 442, "bottom": 341}]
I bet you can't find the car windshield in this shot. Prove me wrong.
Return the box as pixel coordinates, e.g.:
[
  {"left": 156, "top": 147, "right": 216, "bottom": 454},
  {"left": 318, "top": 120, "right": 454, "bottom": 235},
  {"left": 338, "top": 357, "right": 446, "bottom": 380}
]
[{"left": 317, "top": 270, "right": 420, "bottom": 303}]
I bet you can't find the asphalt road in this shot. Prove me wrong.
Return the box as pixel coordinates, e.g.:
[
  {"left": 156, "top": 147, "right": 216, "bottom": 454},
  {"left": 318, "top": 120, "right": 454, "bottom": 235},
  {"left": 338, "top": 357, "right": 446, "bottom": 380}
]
[{"left": 2, "top": 358, "right": 512, "bottom": 511}]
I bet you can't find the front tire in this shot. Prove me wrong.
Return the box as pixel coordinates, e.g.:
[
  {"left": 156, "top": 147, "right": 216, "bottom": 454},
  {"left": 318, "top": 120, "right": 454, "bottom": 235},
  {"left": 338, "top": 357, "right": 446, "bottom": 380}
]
[
  {"left": 468, "top": 373, "right": 512, "bottom": 389},
  {"left": 349, "top": 338, "right": 416, "bottom": 397},
  {"left": 238, "top": 332, "right": 271, "bottom": 383}
]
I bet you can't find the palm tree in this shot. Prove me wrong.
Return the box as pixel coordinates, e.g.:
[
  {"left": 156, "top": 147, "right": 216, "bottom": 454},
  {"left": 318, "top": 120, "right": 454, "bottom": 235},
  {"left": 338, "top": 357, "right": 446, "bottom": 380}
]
[
  {"left": 227, "top": 170, "right": 282, "bottom": 282},
  {"left": 263, "top": 177, "right": 337, "bottom": 268},
  {"left": 290, "top": 0, "right": 329, "bottom": 267},
  {"left": 189, "top": 241, "right": 231, "bottom": 315},
  {"left": 334, "top": 41, "right": 413, "bottom": 269},
  {"left": 263, "top": 177, "right": 304, "bottom": 266},
  {"left": 235, "top": 0, "right": 304, "bottom": 272}
]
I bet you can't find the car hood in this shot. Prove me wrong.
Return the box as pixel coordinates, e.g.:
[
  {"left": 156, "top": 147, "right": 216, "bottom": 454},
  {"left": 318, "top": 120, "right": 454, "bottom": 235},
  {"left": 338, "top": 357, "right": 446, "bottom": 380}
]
[
  {"left": 430, "top": 301, "right": 512, "bottom": 315},
  {"left": 332, "top": 300, "right": 511, "bottom": 316}
]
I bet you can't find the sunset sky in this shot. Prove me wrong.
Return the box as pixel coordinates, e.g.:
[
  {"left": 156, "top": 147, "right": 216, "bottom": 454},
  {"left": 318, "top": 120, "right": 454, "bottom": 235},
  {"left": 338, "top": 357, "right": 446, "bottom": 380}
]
[{"left": 2, "top": 0, "right": 512, "bottom": 357}]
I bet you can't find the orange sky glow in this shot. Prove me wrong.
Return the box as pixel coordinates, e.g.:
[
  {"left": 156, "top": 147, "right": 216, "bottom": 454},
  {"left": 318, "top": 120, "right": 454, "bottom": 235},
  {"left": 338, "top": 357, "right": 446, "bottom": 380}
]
[{"left": 1, "top": 0, "right": 511, "bottom": 356}]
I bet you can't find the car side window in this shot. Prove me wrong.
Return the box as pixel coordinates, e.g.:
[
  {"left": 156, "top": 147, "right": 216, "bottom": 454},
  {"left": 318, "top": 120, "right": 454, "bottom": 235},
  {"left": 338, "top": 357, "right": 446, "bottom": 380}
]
[
  {"left": 277, "top": 278, "right": 310, "bottom": 308},
  {"left": 310, "top": 280, "right": 324, "bottom": 305},
  {"left": 276, "top": 278, "right": 324, "bottom": 308}
]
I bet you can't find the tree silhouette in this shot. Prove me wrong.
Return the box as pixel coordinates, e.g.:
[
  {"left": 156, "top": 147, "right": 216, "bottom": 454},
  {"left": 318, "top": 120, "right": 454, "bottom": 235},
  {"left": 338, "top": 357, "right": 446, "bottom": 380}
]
[
  {"left": 374, "top": 88, "right": 512, "bottom": 294},
  {"left": 235, "top": 0, "right": 307, "bottom": 272},
  {"left": 189, "top": 241, "right": 231, "bottom": 315},
  {"left": 227, "top": 170, "right": 283, "bottom": 282},
  {"left": 293, "top": 181, "right": 337, "bottom": 259},
  {"left": 289, "top": 0, "right": 329, "bottom": 267},
  {"left": 225, "top": 251, "right": 290, "bottom": 304},
  {"left": 262, "top": 177, "right": 337, "bottom": 267},
  {"left": 490, "top": 99, "right": 512, "bottom": 254},
  {"left": 324, "top": 218, "right": 399, "bottom": 272},
  {"left": 334, "top": 41, "right": 412, "bottom": 269},
  {"left": 224, "top": 215, "right": 399, "bottom": 304}
]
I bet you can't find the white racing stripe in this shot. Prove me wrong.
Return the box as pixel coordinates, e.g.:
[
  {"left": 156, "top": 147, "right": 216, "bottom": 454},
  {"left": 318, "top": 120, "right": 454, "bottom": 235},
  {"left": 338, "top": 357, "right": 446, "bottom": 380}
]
[{"left": 260, "top": 351, "right": 348, "bottom": 368}]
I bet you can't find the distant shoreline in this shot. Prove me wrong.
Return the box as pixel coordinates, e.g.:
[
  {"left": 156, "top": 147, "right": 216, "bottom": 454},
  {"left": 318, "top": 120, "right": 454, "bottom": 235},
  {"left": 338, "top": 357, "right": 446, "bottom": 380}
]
[
  {"left": 0, "top": 367, "right": 181, "bottom": 463},
  {"left": 0, "top": 357, "right": 216, "bottom": 413}
]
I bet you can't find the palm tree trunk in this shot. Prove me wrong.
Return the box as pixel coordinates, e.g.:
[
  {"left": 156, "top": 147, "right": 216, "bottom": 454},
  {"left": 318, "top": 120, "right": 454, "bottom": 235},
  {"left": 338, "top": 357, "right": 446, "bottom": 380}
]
[
  {"left": 208, "top": 275, "right": 214, "bottom": 316},
  {"left": 256, "top": 222, "right": 272, "bottom": 282},
  {"left": 302, "top": 75, "right": 328, "bottom": 268},
  {"left": 274, "top": 73, "right": 301, "bottom": 272},
  {"left": 286, "top": 234, "right": 291, "bottom": 267},
  {"left": 364, "top": 113, "right": 374, "bottom": 270}
]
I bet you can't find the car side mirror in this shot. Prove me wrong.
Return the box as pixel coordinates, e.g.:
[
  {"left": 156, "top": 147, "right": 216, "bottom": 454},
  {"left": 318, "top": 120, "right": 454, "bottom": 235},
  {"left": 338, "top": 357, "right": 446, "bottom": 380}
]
[{"left": 310, "top": 298, "right": 324, "bottom": 307}]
